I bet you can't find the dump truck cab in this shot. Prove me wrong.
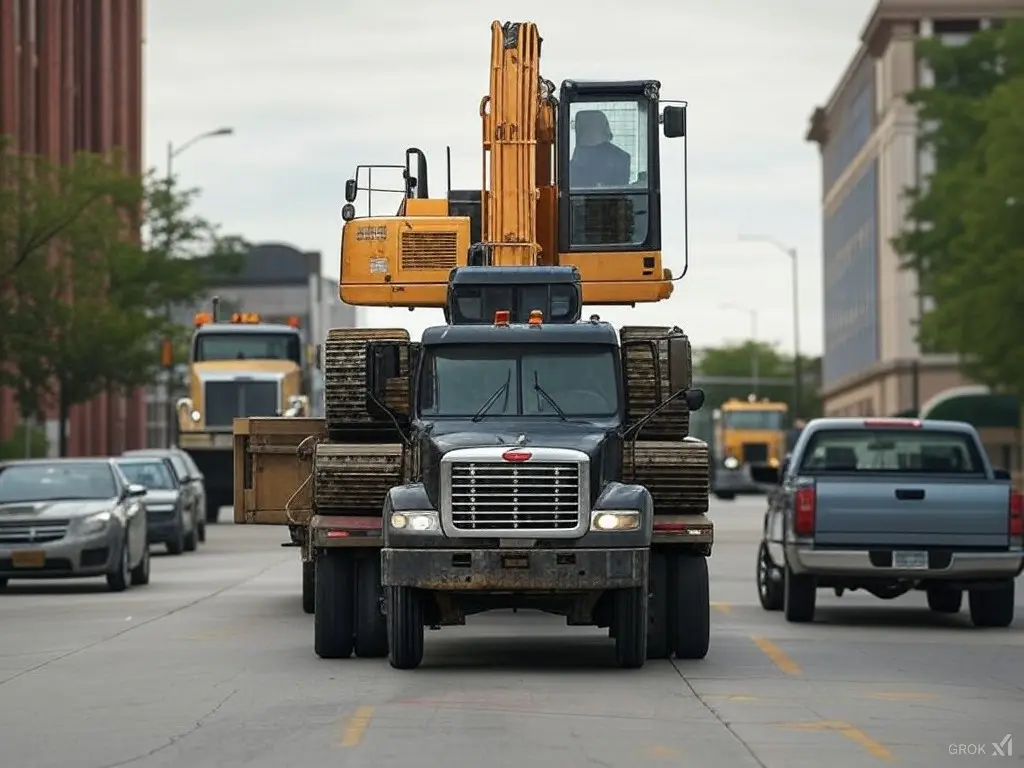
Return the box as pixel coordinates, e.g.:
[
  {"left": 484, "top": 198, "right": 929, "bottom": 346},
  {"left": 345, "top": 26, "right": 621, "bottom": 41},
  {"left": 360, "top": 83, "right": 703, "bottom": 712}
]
[
  {"left": 363, "top": 312, "right": 704, "bottom": 669},
  {"left": 711, "top": 397, "right": 789, "bottom": 499}
]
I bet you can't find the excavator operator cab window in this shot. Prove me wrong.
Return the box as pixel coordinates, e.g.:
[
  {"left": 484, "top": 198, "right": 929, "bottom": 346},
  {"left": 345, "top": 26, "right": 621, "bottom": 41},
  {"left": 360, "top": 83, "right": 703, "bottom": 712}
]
[
  {"left": 447, "top": 283, "right": 580, "bottom": 325},
  {"left": 557, "top": 81, "right": 664, "bottom": 255}
]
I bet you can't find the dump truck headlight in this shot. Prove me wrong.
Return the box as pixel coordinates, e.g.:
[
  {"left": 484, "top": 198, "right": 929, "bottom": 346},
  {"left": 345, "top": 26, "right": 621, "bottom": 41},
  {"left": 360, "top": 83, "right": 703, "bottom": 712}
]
[
  {"left": 389, "top": 511, "right": 439, "bottom": 533},
  {"left": 590, "top": 510, "right": 640, "bottom": 532},
  {"left": 723, "top": 456, "right": 739, "bottom": 469}
]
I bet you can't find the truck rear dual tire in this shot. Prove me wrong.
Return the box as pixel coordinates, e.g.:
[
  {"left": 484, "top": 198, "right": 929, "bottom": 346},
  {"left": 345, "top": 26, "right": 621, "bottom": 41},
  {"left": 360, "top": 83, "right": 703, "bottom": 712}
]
[
  {"left": 354, "top": 553, "right": 388, "bottom": 658},
  {"left": 387, "top": 585, "right": 424, "bottom": 669},
  {"left": 968, "top": 580, "right": 1015, "bottom": 627},
  {"left": 646, "top": 551, "right": 710, "bottom": 661},
  {"left": 314, "top": 550, "right": 355, "bottom": 658}
]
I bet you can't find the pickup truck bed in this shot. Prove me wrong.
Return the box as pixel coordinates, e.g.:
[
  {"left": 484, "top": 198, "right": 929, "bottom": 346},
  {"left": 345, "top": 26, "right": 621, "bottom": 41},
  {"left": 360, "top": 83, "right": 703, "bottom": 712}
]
[{"left": 758, "top": 417, "right": 1023, "bottom": 628}]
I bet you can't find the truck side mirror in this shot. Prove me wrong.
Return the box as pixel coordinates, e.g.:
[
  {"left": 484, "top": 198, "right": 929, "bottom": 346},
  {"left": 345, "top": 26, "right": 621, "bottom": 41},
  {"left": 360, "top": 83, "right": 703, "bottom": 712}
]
[
  {"left": 344, "top": 178, "right": 357, "bottom": 203},
  {"left": 667, "top": 334, "right": 691, "bottom": 394},
  {"left": 682, "top": 388, "right": 705, "bottom": 412},
  {"left": 662, "top": 106, "right": 686, "bottom": 138},
  {"left": 366, "top": 340, "right": 408, "bottom": 419}
]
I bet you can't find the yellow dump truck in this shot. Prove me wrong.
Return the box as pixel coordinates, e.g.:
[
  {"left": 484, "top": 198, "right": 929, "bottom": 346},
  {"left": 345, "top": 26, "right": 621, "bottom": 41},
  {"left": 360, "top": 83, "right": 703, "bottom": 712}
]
[
  {"left": 176, "top": 307, "right": 311, "bottom": 522},
  {"left": 711, "top": 397, "right": 788, "bottom": 499}
]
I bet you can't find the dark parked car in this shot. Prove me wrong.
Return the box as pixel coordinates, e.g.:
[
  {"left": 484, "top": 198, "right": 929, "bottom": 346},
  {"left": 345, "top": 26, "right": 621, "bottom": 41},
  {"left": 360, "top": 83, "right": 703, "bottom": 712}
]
[
  {"left": 123, "top": 448, "right": 208, "bottom": 541},
  {"left": 115, "top": 457, "right": 198, "bottom": 554},
  {"left": 0, "top": 458, "right": 150, "bottom": 592}
]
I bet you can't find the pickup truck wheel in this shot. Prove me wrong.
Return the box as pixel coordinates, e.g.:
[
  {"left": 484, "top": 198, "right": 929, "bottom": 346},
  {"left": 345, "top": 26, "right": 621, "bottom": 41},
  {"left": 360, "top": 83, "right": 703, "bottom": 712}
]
[
  {"left": 355, "top": 552, "right": 388, "bottom": 658},
  {"left": 969, "top": 581, "right": 1015, "bottom": 628},
  {"left": 926, "top": 586, "right": 962, "bottom": 614},
  {"left": 783, "top": 564, "right": 816, "bottom": 623},
  {"left": 671, "top": 554, "right": 710, "bottom": 659},
  {"left": 314, "top": 550, "right": 355, "bottom": 659},
  {"left": 646, "top": 551, "right": 671, "bottom": 659},
  {"left": 387, "top": 586, "right": 424, "bottom": 669},
  {"left": 302, "top": 560, "right": 315, "bottom": 614},
  {"left": 757, "top": 542, "right": 783, "bottom": 611},
  {"left": 613, "top": 586, "right": 648, "bottom": 668}
]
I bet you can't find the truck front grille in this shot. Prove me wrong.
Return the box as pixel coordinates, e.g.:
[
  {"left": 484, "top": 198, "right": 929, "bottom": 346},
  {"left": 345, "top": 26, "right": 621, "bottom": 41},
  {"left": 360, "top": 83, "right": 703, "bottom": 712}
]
[
  {"left": 204, "top": 380, "right": 280, "bottom": 427},
  {"left": 0, "top": 520, "right": 70, "bottom": 544},
  {"left": 741, "top": 442, "right": 769, "bottom": 464},
  {"left": 448, "top": 461, "right": 582, "bottom": 532}
]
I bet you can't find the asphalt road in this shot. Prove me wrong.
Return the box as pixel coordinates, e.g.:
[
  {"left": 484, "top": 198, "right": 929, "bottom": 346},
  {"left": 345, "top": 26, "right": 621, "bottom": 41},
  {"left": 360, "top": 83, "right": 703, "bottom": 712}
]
[{"left": 1, "top": 498, "right": 1022, "bottom": 768}]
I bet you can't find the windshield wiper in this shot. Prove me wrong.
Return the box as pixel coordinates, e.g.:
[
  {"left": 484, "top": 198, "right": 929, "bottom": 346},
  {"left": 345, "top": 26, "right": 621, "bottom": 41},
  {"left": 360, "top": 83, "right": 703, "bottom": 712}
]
[
  {"left": 533, "top": 372, "right": 567, "bottom": 420},
  {"left": 471, "top": 371, "right": 512, "bottom": 422}
]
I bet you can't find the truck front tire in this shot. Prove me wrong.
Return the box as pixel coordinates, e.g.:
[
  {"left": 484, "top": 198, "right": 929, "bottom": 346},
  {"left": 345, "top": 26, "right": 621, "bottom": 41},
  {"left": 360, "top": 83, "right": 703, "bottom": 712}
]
[
  {"left": 614, "top": 586, "right": 648, "bottom": 668},
  {"left": 314, "top": 550, "right": 355, "bottom": 659},
  {"left": 968, "top": 580, "right": 1015, "bottom": 627},
  {"left": 672, "top": 554, "right": 710, "bottom": 659},
  {"left": 354, "top": 553, "right": 388, "bottom": 658},
  {"left": 646, "top": 551, "right": 671, "bottom": 659},
  {"left": 783, "top": 563, "right": 816, "bottom": 623},
  {"left": 387, "top": 585, "right": 424, "bottom": 669}
]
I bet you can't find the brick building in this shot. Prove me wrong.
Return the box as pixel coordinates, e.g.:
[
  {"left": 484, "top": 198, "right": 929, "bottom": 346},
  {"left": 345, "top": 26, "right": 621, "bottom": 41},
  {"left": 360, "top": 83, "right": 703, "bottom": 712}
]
[{"left": 0, "top": 0, "right": 145, "bottom": 455}]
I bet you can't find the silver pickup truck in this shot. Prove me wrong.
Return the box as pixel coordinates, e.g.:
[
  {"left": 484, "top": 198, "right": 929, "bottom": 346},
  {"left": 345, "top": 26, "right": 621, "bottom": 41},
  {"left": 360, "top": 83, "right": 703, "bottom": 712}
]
[{"left": 756, "top": 417, "right": 1023, "bottom": 626}]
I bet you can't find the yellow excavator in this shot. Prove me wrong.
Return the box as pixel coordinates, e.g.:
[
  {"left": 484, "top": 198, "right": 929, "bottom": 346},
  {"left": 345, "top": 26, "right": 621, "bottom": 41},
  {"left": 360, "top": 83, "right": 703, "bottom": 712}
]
[{"left": 233, "top": 21, "right": 712, "bottom": 669}]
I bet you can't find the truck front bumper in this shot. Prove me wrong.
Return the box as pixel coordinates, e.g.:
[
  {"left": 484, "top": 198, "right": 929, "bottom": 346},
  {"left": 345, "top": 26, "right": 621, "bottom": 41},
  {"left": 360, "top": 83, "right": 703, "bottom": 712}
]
[
  {"left": 382, "top": 547, "right": 648, "bottom": 591},
  {"left": 785, "top": 545, "right": 1024, "bottom": 580}
]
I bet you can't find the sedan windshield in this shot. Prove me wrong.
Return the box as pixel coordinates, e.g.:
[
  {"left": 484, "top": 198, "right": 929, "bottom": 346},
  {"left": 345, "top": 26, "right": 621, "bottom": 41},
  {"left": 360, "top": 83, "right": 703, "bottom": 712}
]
[
  {"left": 0, "top": 463, "right": 117, "bottom": 503},
  {"left": 117, "top": 460, "right": 176, "bottom": 490},
  {"left": 419, "top": 344, "right": 620, "bottom": 418}
]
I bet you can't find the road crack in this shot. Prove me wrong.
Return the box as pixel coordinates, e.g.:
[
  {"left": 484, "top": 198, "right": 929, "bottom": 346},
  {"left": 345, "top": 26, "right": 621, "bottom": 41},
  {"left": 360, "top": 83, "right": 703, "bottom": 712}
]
[{"left": 91, "top": 688, "right": 239, "bottom": 768}]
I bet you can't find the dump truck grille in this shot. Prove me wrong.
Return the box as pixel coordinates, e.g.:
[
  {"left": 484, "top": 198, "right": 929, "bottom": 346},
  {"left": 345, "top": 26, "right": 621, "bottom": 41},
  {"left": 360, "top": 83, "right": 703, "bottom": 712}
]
[
  {"left": 741, "top": 442, "right": 769, "bottom": 464},
  {"left": 204, "top": 380, "right": 279, "bottom": 427},
  {"left": 447, "top": 461, "right": 582, "bottom": 532},
  {"left": 400, "top": 231, "right": 458, "bottom": 270}
]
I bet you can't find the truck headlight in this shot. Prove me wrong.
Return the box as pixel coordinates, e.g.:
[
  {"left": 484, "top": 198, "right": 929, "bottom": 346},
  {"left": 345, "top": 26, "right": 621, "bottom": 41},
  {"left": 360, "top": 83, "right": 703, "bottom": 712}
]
[
  {"left": 79, "top": 511, "right": 113, "bottom": 535},
  {"left": 390, "top": 511, "right": 439, "bottom": 533},
  {"left": 590, "top": 510, "right": 640, "bottom": 532},
  {"left": 723, "top": 456, "right": 739, "bottom": 469}
]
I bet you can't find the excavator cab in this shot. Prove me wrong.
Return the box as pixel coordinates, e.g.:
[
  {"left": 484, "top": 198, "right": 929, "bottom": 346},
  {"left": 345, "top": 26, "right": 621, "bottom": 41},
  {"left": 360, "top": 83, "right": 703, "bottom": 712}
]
[
  {"left": 444, "top": 265, "right": 582, "bottom": 325},
  {"left": 556, "top": 80, "right": 686, "bottom": 305}
]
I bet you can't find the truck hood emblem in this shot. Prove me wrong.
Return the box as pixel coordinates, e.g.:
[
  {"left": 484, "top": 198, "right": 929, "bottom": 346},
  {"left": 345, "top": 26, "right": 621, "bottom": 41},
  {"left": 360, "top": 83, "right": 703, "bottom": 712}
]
[{"left": 501, "top": 449, "right": 532, "bottom": 462}]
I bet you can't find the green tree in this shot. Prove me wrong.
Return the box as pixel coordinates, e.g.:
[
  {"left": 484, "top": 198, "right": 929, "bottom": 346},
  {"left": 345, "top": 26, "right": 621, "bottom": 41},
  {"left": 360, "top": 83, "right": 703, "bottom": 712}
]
[
  {"left": 894, "top": 21, "right": 1024, "bottom": 398},
  {"left": 2, "top": 143, "right": 247, "bottom": 454}
]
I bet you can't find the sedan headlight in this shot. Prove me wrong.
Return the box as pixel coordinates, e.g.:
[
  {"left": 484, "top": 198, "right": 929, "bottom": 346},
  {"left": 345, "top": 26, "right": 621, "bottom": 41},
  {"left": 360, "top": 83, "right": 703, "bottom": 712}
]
[
  {"left": 79, "top": 511, "right": 113, "bottom": 535},
  {"left": 590, "top": 510, "right": 641, "bottom": 532},
  {"left": 723, "top": 456, "right": 739, "bottom": 470},
  {"left": 389, "top": 511, "right": 439, "bottom": 533}
]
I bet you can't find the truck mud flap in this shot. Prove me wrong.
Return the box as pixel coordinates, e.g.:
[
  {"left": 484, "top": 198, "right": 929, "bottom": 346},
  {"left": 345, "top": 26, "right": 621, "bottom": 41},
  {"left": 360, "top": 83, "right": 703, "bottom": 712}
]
[{"left": 233, "top": 416, "right": 326, "bottom": 525}]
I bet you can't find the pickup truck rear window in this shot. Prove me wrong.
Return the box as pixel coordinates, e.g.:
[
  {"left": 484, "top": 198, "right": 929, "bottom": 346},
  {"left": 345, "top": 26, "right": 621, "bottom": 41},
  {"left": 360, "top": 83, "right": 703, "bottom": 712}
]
[{"left": 799, "top": 429, "right": 986, "bottom": 474}]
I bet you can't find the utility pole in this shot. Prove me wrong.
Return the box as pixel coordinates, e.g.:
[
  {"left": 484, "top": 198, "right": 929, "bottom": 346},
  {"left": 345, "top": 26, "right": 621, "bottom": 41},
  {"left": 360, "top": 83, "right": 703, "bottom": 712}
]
[
  {"left": 161, "top": 127, "right": 235, "bottom": 447},
  {"left": 738, "top": 235, "right": 801, "bottom": 415}
]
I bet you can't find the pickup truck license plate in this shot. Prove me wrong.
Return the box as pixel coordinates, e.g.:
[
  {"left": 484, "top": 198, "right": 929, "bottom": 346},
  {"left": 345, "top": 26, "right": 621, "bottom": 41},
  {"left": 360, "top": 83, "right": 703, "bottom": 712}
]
[
  {"left": 893, "top": 550, "right": 928, "bottom": 569},
  {"left": 12, "top": 550, "right": 45, "bottom": 568}
]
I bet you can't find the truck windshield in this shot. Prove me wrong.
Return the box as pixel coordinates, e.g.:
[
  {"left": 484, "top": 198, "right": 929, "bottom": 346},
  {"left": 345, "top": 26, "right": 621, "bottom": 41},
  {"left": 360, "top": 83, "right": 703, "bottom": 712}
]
[
  {"left": 419, "top": 345, "right": 619, "bottom": 418},
  {"left": 722, "top": 410, "right": 785, "bottom": 430},
  {"left": 193, "top": 332, "right": 301, "bottom": 364},
  {"left": 799, "top": 429, "right": 986, "bottom": 474}
]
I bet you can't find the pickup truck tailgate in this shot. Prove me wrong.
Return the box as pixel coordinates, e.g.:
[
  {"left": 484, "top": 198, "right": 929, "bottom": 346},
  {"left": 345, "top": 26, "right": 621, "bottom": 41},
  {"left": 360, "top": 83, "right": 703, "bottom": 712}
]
[{"left": 814, "top": 478, "right": 1010, "bottom": 548}]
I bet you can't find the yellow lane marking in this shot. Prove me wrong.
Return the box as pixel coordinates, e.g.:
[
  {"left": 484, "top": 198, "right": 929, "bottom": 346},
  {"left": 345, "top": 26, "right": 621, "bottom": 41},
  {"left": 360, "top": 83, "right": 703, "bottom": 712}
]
[
  {"left": 785, "top": 720, "right": 893, "bottom": 761},
  {"left": 866, "top": 692, "right": 937, "bottom": 701},
  {"left": 750, "top": 635, "right": 802, "bottom": 676},
  {"left": 711, "top": 601, "right": 732, "bottom": 614},
  {"left": 338, "top": 705, "right": 375, "bottom": 747}
]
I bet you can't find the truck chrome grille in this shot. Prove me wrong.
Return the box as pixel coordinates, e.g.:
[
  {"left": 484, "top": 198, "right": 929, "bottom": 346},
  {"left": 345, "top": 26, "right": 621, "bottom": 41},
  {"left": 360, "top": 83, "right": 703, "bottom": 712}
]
[
  {"left": 449, "top": 461, "right": 581, "bottom": 531},
  {"left": 0, "top": 520, "right": 70, "bottom": 544}
]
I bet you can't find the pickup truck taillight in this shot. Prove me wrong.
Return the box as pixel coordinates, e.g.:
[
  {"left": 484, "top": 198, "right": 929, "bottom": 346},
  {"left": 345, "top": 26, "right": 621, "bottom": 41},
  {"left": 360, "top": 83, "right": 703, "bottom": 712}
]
[
  {"left": 794, "top": 486, "right": 815, "bottom": 536},
  {"left": 1010, "top": 490, "right": 1023, "bottom": 538}
]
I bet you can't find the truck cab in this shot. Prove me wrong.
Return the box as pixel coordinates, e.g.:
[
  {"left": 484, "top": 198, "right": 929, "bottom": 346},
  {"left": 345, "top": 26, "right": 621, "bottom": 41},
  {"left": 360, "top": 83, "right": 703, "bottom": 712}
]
[{"left": 363, "top": 312, "right": 703, "bottom": 669}]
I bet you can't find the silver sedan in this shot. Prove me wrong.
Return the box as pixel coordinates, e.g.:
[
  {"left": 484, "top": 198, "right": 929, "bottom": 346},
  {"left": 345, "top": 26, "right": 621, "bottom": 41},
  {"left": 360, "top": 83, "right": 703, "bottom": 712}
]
[{"left": 0, "top": 458, "right": 151, "bottom": 592}]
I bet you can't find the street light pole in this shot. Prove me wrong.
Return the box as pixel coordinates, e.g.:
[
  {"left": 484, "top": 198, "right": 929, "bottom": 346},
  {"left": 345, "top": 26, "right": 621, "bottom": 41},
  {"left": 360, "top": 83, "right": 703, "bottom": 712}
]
[
  {"left": 739, "top": 234, "right": 801, "bottom": 416},
  {"left": 721, "top": 304, "right": 760, "bottom": 395},
  {"left": 161, "top": 127, "right": 235, "bottom": 447}
]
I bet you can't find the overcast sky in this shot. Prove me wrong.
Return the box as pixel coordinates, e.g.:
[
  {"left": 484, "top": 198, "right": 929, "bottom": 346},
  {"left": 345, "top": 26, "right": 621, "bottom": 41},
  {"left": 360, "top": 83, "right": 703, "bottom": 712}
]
[{"left": 145, "top": 0, "right": 878, "bottom": 356}]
